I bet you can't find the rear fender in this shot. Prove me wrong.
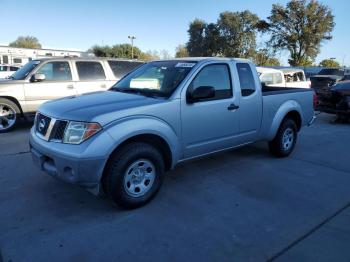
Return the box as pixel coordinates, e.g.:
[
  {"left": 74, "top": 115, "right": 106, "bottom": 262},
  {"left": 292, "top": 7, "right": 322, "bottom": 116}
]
[{"left": 267, "top": 100, "right": 302, "bottom": 141}]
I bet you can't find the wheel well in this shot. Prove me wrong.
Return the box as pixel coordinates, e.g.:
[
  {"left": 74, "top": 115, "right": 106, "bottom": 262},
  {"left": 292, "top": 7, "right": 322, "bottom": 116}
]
[
  {"left": 0, "top": 96, "right": 24, "bottom": 116},
  {"left": 284, "top": 111, "right": 302, "bottom": 131},
  {"left": 108, "top": 134, "right": 173, "bottom": 171}
]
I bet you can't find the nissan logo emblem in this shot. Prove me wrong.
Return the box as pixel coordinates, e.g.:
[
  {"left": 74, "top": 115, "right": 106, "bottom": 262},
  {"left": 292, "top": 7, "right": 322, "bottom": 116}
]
[{"left": 38, "top": 119, "right": 46, "bottom": 132}]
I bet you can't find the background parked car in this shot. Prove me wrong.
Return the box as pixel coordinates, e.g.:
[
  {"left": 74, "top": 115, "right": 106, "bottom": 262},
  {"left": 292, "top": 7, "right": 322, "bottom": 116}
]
[
  {"left": 257, "top": 67, "right": 310, "bottom": 88},
  {"left": 0, "top": 64, "right": 20, "bottom": 79},
  {"left": 0, "top": 57, "right": 143, "bottom": 132},
  {"left": 317, "top": 80, "right": 350, "bottom": 118},
  {"left": 311, "top": 68, "right": 349, "bottom": 92}
]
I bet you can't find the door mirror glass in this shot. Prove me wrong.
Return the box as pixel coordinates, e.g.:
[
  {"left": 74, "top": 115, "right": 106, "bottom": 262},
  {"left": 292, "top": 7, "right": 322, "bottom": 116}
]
[
  {"left": 187, "top": 86, "right": 215, "bottom": 103},
  {"left": 31, "top": 73, "right": 46, "bottom": 82}
]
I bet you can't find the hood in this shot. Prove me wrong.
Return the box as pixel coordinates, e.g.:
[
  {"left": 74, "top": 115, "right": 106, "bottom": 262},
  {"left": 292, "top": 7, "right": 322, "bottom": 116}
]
[{"left": 39, "top": 91, "right": 164, "bottom": 126}]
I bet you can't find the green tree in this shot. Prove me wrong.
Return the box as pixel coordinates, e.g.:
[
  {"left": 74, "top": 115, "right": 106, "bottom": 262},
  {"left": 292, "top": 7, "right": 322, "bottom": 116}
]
[
  {"left": 264, "top": 0, "right": 335, "bottom": 66},
  {"left": 319, "top": 59, "right": 340, "bottom": 68},
  {"left": 9, "top": 36, "right": 42, "bottom": 49},
  {"left": 140, "top": 50, "right": 160, "bottom": 61},
  {"left": 254, "top": 49, "right": 280, "bottom": 66},
  {"left": 187, "top": 19, "right": 207, "bottom": 56},
  {"left": 186, "top": 11, "right": 260, "bottom": 58},
  {"left": 90, "top": 44, "right": 142, "bottom": 59},
  {"left": 90, "top": 45, "right": 112, "bottom": 57},
  {"left": 175, "top": 45, "right": 189, "bottom": 58},
  {"left": 217, "top": 11, "right": 260, "bottom": 58},
  {"left": 203, "top": 23, "right": 221, "bottom": 56}
]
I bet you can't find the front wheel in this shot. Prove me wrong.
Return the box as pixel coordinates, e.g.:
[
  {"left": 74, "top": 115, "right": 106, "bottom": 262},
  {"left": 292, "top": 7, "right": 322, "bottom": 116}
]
[
  {"left": 0, "top": 98, "right": 20, "bottom": 133},
  {"left": 268, "top": 119, "right": 298, "bottom": 157},
  {"left": 103, "top": 142, "right": 165, "bottom": 209}
]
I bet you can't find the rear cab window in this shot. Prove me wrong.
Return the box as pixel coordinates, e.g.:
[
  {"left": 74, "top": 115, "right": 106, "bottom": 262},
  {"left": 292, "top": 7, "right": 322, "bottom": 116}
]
[
  {"left": 76, "top": 61, "right": 106, "bottom": 80},
  {"left": 236, "top": 63, "right": 256, "bottom": 97},
  {"left": 108, "top": 60, "right": 144, "bottom": 79}
]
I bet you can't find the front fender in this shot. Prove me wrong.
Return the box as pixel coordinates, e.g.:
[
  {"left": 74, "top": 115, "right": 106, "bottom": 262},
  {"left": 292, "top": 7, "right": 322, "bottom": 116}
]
[
  {"left": 104, "top": 115, "right": 181, "bottom": 168},
  {"left": 267, "top": 100, "right": 302, "bottom": 140}
]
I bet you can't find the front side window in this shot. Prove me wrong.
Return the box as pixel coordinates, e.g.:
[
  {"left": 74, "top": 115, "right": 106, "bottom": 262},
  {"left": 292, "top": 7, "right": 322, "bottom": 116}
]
[
  {"left": 236, "top": 63, "right": 256, "bottom": 97},
  {"left": 10, "top": 67, "right": 19, "bottom": 71},
  {"left": 108, "top": 60, "right": 144, "bottom": 79},
  {"left": 112, "top": 61, "right": 195, "bottom": 98},
  {"left": 36, "top": 61, "right": 72, "bottom": 81},
  {"left": 76, "top": 61, "right": 106, "bottom": 80},
  {"left": 190, "top": 64, "right": 232, "bottom": 101},
  {"left": 0, "top": 66, "right": 8, "bottom": 72}
]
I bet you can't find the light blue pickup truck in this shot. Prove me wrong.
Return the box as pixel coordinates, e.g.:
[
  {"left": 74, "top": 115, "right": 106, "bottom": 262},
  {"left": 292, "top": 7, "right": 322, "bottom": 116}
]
[{"left": 30, "top": 58, "right": 316, "bottom": 208}]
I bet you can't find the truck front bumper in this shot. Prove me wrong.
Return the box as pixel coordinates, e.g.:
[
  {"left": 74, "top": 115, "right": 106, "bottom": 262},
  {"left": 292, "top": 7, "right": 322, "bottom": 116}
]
[{"left": 29, "top": 127, "right": 112, "bottom": 195}]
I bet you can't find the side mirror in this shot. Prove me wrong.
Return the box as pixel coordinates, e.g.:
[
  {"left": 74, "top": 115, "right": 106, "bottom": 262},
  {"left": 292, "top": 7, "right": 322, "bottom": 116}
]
[
  {"left": 187, "top": 86, "right": 215, "bottom": 103},
  {"left": 31, "top": 73, "right": 46, "bottom": 82}
]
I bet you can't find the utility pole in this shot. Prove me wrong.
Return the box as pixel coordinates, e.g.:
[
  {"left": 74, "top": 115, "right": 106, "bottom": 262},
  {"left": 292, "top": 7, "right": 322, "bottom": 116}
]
[{"left": 128, "top": 36, "right": 136, "bottom": 59}]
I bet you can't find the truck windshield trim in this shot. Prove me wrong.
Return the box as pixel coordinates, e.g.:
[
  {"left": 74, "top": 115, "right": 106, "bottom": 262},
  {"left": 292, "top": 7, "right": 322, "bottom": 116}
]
[
  {"left": 111, "top": 61, "right": 197, "bottom": 98},
  {"left": 10, "top": 60, "right": 41, "bottom": 80}
]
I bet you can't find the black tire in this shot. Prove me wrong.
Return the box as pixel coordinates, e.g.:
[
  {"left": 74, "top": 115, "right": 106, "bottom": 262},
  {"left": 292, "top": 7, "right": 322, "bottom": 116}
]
[
  {"left": 268, "top": 119, "right": 298, "bottom": 158},
  {"left": 0, "top": 98, "right": 20, "bottom": 133},
  {"left": 103, "top": 142, "right": 165, "bottom": 209}
]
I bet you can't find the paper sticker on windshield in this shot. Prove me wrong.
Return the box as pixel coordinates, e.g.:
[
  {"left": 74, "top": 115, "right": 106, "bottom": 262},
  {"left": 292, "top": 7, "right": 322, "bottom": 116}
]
[{"left": 175, "top": 63, "right": 196, "bottom": 68}]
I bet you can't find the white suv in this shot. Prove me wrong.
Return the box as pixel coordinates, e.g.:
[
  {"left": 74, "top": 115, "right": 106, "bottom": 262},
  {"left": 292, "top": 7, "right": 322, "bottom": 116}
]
[
  {"left": 0, "top": 57, "right": 143, "bottom": 132},
  {"left": 0, "top": 65, "right": 20, "bottom": 79}
]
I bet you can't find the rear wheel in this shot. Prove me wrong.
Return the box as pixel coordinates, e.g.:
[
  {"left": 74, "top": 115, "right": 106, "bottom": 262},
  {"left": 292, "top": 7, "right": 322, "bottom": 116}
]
[
  {"left": 103, "top": 142, "right": 165, "bottom": 209},
  {"left": 268, "top": 119, "right": 298, "bottom": 157},
  {"left": 0, "top": 98, "right": 20, "bottom": 133}
]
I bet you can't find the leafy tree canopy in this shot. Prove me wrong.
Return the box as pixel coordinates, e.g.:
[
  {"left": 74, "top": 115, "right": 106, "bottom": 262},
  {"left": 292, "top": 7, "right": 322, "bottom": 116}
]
[
  {"left": 319, "top": 59, "right": 340, "bottom": 68},
  {"left": 9, "top": 36, "right": 42, "bottom": 49},
  {"left": 264, "top": 0, "right": 335, "bottom": 66},
  {"left": 186, "top": 11, "right": 260, "bottom": 58},
  {"left": 175, "top": 45, "right": 189, "bottom": 58}
]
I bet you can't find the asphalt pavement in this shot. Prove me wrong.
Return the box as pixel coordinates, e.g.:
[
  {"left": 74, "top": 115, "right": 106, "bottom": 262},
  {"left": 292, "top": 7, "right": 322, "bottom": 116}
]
[{"left": 1, "top": 113, "right": 349, "bottom": 262}]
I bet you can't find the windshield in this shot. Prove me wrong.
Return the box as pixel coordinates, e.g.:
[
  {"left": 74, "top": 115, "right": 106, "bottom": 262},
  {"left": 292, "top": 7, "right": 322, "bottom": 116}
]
[
  {"left": 10, "top": 60, "right": 41, "bottom": 80},
  {"left": 318, "top": 68, "right": 344, "bottom": 76},
  {"left": 111, "top": 61, "right": 197, "bottom": 98}
]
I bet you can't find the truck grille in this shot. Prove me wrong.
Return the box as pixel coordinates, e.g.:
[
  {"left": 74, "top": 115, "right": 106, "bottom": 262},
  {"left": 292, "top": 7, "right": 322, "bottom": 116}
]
[
  {"left": 50, "top": 120, "right": 68, "bottom": 141},
  {"left": 35, "top": 113, "right": 51, "bottom": 137},
  {"left": 35, "top": 113, "right": 68, "bottom": 142}
]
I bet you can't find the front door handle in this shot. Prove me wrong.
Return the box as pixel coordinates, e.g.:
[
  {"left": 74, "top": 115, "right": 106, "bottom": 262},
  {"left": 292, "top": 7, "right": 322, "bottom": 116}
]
[
  {"left": 67, "top": 84, "right": 74, "bottom": 89},
  {"left": 227, "top": 103, "right": 239, "bottom": 111}
]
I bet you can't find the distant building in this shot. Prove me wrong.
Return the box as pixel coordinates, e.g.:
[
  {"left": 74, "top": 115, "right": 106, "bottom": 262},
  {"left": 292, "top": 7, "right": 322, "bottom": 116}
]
[{"left": 0, "top": 45, "right": 92, "bottom": 66}]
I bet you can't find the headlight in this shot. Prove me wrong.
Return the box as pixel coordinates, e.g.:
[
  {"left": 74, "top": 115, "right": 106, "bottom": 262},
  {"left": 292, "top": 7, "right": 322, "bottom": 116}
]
[{"left": 63, "top": 121, "right": 101, "bottom": 144}]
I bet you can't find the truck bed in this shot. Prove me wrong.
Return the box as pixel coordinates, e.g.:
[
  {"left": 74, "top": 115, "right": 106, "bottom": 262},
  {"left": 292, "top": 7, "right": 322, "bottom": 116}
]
[{"left": 262, "top": 85, "right": 313, "bottom": 96}]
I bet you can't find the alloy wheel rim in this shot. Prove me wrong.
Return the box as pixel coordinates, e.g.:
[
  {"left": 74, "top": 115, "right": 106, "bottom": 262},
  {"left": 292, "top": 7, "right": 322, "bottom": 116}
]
[
  {"left": 282, "top": 127, "right": 294, "bottom": 151},
  {"left": 0, "top": 103, "right": 16, "bottom": 131},
  {"left": 123, "top": 159, "right": 156, "bottom": 197}
]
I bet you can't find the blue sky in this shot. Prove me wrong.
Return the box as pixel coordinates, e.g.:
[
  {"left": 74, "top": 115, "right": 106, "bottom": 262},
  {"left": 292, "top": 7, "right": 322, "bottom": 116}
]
[{"left": 1, "top": 0, "right": 349, "bottom": 66}]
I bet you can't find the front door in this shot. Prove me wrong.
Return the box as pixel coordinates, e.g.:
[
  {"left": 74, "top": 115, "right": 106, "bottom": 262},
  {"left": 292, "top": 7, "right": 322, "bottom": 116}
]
[
  {"left": 181, "top": 63, "right": 240, "bottom": 158},
  {"left": 24, "top": 61, "right": 76, "bottom": 112}
]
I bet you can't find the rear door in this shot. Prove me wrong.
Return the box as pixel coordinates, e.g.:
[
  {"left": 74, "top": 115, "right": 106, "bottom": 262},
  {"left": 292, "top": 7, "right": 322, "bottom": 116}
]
[
  {"left": 181, "top": 62, "right": 240, "bottom": 158},
  {"left": 235, "top": 62, "right": 263, "bottom": 141},
  {"left": 74, "top": 61, "right": 111, "bottom": 94},
  {"left": 24, "top": 60, "right": 76, "bottom": 112}
]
